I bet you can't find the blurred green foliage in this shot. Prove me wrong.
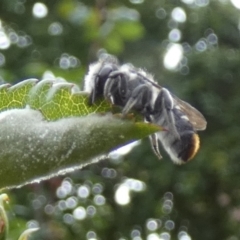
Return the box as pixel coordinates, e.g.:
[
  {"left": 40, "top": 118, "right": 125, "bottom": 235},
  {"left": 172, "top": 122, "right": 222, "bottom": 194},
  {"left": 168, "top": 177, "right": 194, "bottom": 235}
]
[{"left": 0, "top": 0, "right": 240, "bottom": 239}]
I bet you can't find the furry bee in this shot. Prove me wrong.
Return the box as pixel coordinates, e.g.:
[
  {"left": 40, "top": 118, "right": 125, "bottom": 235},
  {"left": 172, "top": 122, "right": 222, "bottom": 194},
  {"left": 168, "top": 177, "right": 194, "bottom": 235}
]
[{"left": 84, "top": 54, "right": 207, "bottom": 164}]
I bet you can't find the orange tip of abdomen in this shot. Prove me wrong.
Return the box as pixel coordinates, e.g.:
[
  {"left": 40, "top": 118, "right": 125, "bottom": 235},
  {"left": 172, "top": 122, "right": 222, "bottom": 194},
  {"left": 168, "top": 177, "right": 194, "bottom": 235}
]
[{"left": 187, "top": 133, "right": 200, "bottom": 161}]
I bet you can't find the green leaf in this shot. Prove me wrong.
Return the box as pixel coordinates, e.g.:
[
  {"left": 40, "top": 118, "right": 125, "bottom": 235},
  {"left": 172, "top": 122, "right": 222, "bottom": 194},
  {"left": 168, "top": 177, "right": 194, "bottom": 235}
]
[
  {"left": 0, "top": 79, "right": 161, "bottom": 189},
  {"left": 0, "top": 109, "right": 160, "bottom": 189},
  {"left": 0, "top": 79, "right": 112, "bottom": 120},
  {"left": 0, "top": 79, "right": 37, "bottom": 111}
]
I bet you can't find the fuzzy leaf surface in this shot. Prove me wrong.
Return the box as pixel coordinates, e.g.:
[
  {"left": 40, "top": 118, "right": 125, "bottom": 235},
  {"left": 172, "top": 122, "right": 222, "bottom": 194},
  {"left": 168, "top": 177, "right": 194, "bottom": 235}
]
[{"left": 0, "top": 80, "right": 161, "bottom": 189}]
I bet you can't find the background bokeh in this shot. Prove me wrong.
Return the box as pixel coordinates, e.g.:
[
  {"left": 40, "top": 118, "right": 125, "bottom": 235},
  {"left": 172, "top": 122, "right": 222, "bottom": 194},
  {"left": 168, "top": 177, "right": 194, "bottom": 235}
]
[{"left": 1, "top": 0, "right": 240, "bottom": 239}]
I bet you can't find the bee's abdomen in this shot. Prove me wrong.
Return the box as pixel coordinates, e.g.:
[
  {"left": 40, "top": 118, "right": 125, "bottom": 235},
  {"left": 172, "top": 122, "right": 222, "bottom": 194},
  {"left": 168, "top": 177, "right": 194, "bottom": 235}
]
[{"left": 178, "top": 133, "right": 200, "bottom": 162}]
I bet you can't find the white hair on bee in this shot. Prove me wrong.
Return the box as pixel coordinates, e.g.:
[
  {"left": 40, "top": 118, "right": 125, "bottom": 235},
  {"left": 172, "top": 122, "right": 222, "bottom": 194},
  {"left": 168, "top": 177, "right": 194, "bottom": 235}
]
[
  {"left": 83, "top": 54, "right": 207, "bottom": 164},
  {"left": 84, "top": 55, "right": 119, "bottom": 94},
  {"left": 84, "top": 61, "right": 103, "bottom": 93}
]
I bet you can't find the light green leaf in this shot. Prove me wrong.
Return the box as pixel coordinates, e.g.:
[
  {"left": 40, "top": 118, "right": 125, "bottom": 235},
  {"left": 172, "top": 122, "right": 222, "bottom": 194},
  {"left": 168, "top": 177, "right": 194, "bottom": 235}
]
[
  {"left": 0, "top": 79, "right": 37, "bottom": 111},
  {"left": 0, "top": 79, "right": 161, "bottom": 189},
  {"left": 1, "top": 79, "right": 112, "bottom": 120}
]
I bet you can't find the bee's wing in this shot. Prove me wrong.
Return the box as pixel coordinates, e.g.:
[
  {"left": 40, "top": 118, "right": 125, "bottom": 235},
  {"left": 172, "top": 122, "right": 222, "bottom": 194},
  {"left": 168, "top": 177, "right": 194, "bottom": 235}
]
[
  {"left": 133, "top": 70, "right": 207, "bottom": 131},
  {"left": 173, "top": 96, "right": 207, "bottom": 131}
]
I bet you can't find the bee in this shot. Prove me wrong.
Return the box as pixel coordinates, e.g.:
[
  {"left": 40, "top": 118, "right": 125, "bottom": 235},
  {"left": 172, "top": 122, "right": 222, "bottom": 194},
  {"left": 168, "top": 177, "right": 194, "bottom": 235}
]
[{"left": 84, "top": 54, "right": 207, "bottom": 164}]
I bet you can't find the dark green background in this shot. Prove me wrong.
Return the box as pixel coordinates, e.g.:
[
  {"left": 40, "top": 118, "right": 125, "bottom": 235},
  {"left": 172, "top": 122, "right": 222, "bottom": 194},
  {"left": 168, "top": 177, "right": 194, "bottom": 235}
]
[{"left": 0, "top": 0, "right": 239, "bottom": 239}]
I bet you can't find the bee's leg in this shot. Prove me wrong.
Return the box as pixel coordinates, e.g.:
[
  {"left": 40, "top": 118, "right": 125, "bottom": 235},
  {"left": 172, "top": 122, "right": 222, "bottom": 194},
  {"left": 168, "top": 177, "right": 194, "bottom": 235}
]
[
  {"left": 89, "top": 75, "right": 99, "bottom": 105},
  {"left": 104, "top": 77, "right": 119, "bottom": 104},
  {"left": 122, "top": 84, "right": 152, "bottom": 116},
  {"left": 154, "top": 88, "right": 180, "bottom": 139},
  {"left": 149, "top": 133, "right": 162, "bottom": 160},
  {"left": 104, "top": 72, "right": 129, "bottom": 106}
]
